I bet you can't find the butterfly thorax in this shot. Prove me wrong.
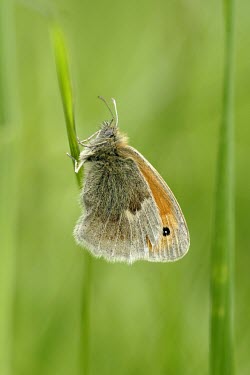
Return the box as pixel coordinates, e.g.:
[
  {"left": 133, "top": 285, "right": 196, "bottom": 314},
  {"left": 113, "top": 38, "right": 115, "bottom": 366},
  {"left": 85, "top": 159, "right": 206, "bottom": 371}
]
[{"left": 79, "top": 121, "right": 128, "bottom": 163}]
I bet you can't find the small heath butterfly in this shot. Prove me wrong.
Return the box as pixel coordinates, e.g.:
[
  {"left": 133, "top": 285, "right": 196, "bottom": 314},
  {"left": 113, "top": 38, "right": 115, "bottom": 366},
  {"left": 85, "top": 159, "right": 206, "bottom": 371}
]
[{"left": 68, "top": 97, "right": 190, "bottom": 263}]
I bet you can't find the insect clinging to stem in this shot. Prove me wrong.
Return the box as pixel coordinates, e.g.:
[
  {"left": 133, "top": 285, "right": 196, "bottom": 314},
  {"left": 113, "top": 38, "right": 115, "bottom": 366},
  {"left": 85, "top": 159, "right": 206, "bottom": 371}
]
[{"left": 67, "top": 97, "right": 190, "bottom": 264}]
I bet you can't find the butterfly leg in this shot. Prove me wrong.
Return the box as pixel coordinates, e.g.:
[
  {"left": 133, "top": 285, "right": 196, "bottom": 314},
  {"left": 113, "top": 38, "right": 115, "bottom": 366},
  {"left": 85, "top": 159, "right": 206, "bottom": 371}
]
[
  {"left": 77, "top": 130, "right": 100, "bottom": 146},
  {"left": 66, "top": 153, "right": 84, "bottom": 173}
]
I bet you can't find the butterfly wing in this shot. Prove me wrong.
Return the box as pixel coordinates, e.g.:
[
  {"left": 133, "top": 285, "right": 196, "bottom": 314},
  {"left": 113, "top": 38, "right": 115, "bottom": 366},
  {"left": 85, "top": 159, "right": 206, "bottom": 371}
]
[
  {"left": 74, "top": 147, "right": 189, "bottom": 263},
  {"left": 122, "top": 146, "right": 190, "bottom": 261},
  {"left": 74, "top": 157, "right": 163, "bottom": 263}
]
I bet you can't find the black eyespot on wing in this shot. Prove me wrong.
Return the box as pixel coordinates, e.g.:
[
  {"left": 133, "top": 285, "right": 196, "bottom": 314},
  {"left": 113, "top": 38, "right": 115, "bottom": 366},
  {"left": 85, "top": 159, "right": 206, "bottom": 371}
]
[{"left": 163, "top": 227, "right": 170, "bottom": 236}]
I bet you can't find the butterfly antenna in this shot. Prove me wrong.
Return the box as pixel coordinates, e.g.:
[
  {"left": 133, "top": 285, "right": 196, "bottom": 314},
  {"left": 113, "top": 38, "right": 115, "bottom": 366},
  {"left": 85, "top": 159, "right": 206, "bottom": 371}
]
[
  {"left": 98, "top": 96, "right": 115, "bottom": 121},
  {"left": 111, "top": 98, "right": 118, "bottom": 127}
]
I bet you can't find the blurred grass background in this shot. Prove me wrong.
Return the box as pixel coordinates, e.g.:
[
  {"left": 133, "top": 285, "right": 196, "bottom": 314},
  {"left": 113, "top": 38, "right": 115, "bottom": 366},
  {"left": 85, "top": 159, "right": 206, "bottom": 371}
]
[{"left": 0, "top": 0, "right": 249, "bottom": 374}]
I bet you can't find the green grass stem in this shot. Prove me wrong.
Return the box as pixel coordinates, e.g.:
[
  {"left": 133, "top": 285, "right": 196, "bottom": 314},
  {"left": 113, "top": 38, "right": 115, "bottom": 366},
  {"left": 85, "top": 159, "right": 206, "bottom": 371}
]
[
  {"left": 51, "top": 24, "right": 92, "bottom": 375},
  {"left": 0, "top": 0, "right": 21, "bottom": 374},
  {"left": 210, "top": 1, "right": 235, "bottom": 374},
  {"left": 51, "top": 24, "right": 83, "bottom": 187}
]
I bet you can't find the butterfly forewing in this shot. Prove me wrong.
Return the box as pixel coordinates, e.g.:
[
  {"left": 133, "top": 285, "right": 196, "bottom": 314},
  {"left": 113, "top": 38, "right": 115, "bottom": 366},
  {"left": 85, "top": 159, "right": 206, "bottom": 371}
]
[{"left": 121, "top": 146, "right": 190, "bottom": 261}]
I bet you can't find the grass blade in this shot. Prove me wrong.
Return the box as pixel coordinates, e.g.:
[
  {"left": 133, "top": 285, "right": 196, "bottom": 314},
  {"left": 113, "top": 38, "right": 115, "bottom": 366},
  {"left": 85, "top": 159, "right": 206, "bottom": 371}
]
[
  {"left": 0, "top": 0, "right": 21, "bottom": 373},
  {"left": 51, "top": 24, "right": 92, "bottom": 375},
  {"left": 210, "top": 1, "right": 235, "bottom": 374},
  {"left": 51, "top": 24, "right": 83, "bottom": 187}
]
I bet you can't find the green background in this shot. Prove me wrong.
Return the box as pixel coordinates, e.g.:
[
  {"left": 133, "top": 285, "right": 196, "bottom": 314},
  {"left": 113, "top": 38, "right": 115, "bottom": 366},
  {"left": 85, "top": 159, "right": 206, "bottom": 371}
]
[{"left": 0, "top": 0, "right": 249, "bottom": 374}]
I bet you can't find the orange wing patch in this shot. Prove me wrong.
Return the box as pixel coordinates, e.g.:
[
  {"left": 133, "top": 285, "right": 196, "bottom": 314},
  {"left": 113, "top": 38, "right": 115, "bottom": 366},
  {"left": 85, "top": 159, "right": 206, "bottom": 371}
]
[{"left": 138, "top": 161, "right": 176, "bottom": 224}]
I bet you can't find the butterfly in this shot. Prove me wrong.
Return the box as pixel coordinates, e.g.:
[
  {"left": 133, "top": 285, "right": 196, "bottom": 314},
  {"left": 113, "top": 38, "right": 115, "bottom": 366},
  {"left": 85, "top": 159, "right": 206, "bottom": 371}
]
[{"left": 67, "top": 97, "right": 190, "bottom": 264}]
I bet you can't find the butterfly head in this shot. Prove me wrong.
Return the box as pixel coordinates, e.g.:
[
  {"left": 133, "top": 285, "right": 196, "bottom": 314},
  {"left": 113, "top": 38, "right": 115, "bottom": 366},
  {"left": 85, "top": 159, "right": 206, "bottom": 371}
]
[
  {"left": 98, "top": 119, "right": 118, "bottom": 140},
  {"left": 91, "top": 96, "right": 119, "bottom": 145},
  {"left": 79, "top": 98, "right": 128, "bottom": 161}
]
